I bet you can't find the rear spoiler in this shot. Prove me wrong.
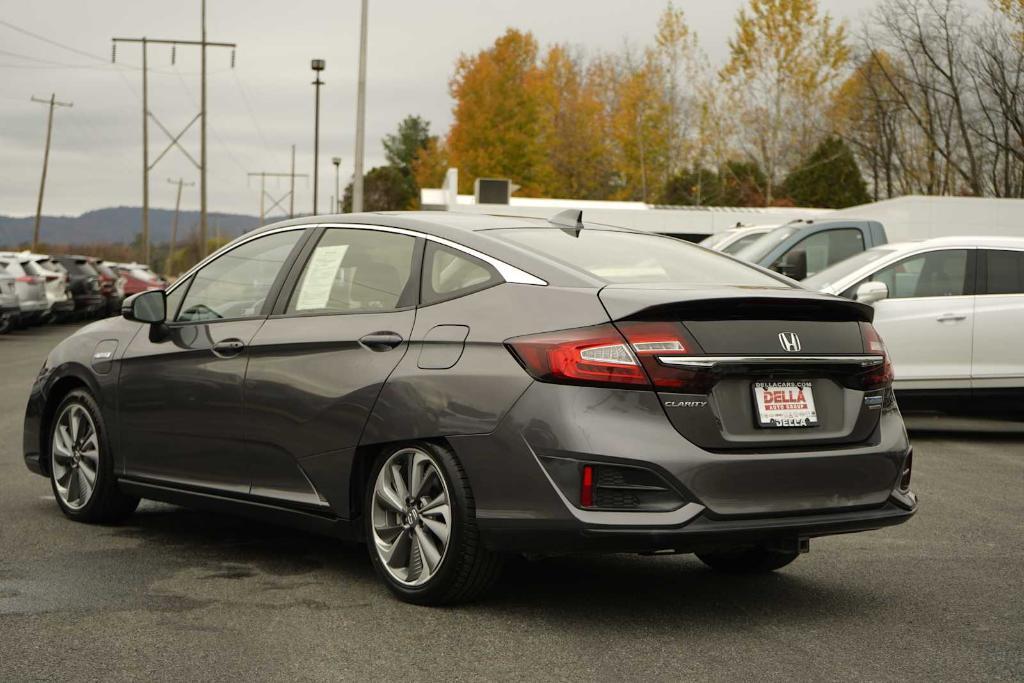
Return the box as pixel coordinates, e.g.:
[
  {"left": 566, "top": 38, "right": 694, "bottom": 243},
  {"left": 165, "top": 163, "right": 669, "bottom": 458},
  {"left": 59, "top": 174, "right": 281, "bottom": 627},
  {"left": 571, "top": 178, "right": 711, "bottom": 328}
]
[{"left": 598, "top": 285, "right": 874, "bottom": 323}]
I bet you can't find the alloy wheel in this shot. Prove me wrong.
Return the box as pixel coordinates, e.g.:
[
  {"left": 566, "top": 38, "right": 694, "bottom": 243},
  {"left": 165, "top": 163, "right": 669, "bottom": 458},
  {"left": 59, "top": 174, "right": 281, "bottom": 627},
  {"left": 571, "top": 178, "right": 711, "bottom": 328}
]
[
  {"left": 51, "top": 403, "right": 100, "bottom": 510},
  {"left": 371, "top": 447, "right": 452, "bottom": 587}
]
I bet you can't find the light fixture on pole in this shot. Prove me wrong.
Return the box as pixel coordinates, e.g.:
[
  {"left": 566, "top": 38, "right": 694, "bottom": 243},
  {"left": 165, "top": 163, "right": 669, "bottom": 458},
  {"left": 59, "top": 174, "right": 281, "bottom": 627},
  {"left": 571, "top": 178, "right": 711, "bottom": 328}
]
[
  {"left": 332, "top": 156, "right": 342, "bottom": 213},
  {"left": 311, "top": 58, "right": 325, "bottom": 214}
]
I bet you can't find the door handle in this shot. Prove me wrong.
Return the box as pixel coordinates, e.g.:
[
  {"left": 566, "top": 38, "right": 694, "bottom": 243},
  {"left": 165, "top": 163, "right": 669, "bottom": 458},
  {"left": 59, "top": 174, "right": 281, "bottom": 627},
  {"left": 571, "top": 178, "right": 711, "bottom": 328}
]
[
  {"left": 212, "top": 338, "right": 245, "bottom": 356},
  {"left": 936, "top": 313, "right": 967, "bottom": 323},
  {"left": 359, "top": 331, "right": 403, "bottom": 352}
]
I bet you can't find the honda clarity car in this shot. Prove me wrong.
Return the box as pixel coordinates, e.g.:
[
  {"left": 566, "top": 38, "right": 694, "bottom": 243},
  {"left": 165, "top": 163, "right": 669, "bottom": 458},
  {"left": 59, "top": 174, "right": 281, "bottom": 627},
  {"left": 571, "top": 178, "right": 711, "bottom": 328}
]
[{"left": 22, "top": 211, "right": 916, "bottom": 605}]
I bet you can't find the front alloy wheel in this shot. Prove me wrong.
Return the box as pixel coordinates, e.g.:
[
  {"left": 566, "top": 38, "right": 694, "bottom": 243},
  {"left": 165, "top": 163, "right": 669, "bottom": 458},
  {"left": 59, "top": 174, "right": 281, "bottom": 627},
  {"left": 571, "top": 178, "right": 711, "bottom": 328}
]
[
  {"left": 48, "top": 389, "right": 139, "bottom": 523},
  {"left": 51, "top": 402, "right": 100, "bottom": 510},
  {"left": 365, "top": 442, "right": 502, "bottom": 605}
]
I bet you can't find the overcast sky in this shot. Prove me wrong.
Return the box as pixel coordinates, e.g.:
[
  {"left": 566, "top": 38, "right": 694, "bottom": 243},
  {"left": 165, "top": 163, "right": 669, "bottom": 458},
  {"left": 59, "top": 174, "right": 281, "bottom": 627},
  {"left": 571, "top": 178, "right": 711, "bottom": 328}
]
[{"left": 0, "top": 0, "right": 988, "bottom": 218}]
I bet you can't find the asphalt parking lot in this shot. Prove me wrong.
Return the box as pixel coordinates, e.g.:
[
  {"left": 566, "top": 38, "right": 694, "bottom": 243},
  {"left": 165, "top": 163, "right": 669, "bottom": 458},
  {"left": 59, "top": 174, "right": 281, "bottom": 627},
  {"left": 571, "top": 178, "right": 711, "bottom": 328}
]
[{"left": 1, "top": 324, "right": 1021, "bottom": 681}]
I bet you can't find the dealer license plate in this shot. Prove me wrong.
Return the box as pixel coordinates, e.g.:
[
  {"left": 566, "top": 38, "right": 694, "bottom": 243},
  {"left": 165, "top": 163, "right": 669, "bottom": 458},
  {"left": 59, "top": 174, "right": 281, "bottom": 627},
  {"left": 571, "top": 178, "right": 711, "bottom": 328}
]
[{"left": 753, "top": 381, "right": 818, "bottom": 428}]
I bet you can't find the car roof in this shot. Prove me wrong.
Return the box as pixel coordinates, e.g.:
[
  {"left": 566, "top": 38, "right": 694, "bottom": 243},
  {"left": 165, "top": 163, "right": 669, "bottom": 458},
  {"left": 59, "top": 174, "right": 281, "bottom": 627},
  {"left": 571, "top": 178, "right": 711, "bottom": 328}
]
[{"left": 868, "top": 235, "right": 1024, "bottom": 253}]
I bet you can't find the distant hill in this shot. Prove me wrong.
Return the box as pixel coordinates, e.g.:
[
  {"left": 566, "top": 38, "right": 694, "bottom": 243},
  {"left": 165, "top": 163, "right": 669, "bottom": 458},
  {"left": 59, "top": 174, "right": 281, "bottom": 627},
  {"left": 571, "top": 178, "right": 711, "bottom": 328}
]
[{"left": 0, "top": 207, "right": 265, "bottom": 246}]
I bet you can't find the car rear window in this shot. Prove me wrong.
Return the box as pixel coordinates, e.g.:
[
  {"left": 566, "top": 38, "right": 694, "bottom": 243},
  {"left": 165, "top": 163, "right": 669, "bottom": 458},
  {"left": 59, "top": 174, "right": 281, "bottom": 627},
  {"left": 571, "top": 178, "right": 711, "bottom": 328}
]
[{"left": 488, "top": 228, "right": 786, "bottom": 286}]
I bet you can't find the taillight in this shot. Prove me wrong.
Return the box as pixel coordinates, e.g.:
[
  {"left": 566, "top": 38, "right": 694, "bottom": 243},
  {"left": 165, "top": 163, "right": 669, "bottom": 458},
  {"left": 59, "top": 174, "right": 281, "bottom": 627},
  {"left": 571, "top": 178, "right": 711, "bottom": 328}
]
[
  {"left": 858, "top": 322, "right": 894, "bottom": 390},
  {"left": 506, "top": 321, "right": 714, "bottom": 392},
  {"left": 506, "top": 323, "right": 648, "bottom": 388},
  {"left": 15, "top": 275, "right": 40, "bottom": 284},
  {"left": 616, "top": 321, "right": 715, "bottom": 393}
]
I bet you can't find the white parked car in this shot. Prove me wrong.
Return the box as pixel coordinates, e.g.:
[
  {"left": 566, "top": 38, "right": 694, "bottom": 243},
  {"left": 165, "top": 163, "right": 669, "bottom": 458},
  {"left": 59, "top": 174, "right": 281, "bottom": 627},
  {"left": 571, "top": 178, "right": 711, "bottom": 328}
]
[
  {"left": 699, "top": 224, "right": 779, "bottom": 255},
  {"left": 803, "top": 236, "right": 1024, "bottom": 417}
]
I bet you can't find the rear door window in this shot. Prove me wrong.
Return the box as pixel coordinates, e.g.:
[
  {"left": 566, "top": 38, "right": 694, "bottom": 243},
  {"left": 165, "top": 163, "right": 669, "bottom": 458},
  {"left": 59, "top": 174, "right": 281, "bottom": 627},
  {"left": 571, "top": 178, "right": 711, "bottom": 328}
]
[
  {"left": 286, "top": 228, "right": 417, "bottom": 315},
  {"left": 981, "top": 249, "right": 1024, "bottom": 294}
]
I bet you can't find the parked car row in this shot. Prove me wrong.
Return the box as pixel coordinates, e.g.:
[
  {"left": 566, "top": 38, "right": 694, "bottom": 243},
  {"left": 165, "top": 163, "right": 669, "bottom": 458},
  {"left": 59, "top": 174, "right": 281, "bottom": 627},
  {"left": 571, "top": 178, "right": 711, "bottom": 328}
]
[{"left": 0, "top": 251, "right": 166, "bottom": 333}]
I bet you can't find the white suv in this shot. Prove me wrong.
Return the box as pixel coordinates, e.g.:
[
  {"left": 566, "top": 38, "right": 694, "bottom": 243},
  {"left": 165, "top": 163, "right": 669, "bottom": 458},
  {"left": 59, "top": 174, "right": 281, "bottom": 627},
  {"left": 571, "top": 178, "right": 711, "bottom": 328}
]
[{"left": 804, "top": 236, "right": 1024, "bottom": 417}]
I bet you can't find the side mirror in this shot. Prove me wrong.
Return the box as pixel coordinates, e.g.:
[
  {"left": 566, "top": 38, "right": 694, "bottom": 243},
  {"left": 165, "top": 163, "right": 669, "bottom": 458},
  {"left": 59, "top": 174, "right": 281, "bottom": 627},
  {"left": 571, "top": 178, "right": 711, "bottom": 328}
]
[
  {"left": 123, "top": 290, "right": 166, "bottom": 323},
  {"left": 775, "top": 250, "right": 808, "bottom": 281},
  {"left": 856, "top": 281, "right": 889, "bottom": 304}
]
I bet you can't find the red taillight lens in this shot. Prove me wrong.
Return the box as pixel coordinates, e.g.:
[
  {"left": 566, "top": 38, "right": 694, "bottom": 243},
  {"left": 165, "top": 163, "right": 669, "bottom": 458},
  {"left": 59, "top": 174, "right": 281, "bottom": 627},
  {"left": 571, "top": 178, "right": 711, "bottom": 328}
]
[
  {"left": 580, "top": 464, "right": 594, "bottom": 507},
  {"left": 506, "top": 323, "right": 649, "bottom": 388},
  {"left": 615, "top": 321, "right": 714, "bottom": 392},
  {"left": 15, "top": 275, "right": 39, "bottom": 284},
  {"left": 507, "top": 321, "right": 715, "bottom": 393},
  {"left": 859, "top": 322, "right": 894, "bottom": 390}
]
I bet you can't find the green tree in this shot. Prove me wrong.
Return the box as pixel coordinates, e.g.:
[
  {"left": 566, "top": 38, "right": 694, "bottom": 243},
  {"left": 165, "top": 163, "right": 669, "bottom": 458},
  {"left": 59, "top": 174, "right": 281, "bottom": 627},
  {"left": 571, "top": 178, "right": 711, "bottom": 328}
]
[
  {"left": 662, "top": 160, "right": 771, "bottom": 206},
  {"left": 783, "top": 136, "right": 870, "bottom": 208},
  {"left": 343, "top": 166, "right": 416, "bottom": 212},
  {"left": 382, "top": 115, "right": 433, "bottom": 207}
]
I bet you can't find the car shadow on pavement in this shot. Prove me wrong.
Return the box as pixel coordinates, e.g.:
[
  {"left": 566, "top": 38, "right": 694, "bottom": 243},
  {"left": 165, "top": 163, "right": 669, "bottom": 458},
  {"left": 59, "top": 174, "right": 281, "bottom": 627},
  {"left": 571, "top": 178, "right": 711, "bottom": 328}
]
[{"left": 106, "top": 501, "right": 876, "bottom": 624}]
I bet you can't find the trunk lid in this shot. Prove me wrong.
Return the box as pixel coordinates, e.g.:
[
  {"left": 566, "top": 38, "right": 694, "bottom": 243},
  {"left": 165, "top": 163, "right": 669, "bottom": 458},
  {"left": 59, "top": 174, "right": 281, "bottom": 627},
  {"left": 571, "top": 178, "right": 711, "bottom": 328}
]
[{"left": 599, "top": 284, "right": 886, "bottom": 450}]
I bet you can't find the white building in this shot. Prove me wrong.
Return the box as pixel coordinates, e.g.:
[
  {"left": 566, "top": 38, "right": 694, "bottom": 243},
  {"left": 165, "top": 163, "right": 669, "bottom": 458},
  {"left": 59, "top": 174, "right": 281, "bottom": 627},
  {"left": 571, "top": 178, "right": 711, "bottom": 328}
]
[{"left": 420, "top": 169, "right": 1024, "bottom": 241}]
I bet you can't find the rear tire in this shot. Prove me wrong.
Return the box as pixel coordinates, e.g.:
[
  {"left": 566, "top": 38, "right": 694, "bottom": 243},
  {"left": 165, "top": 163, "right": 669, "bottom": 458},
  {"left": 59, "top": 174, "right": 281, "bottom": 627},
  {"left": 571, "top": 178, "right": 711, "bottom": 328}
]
[
  {"left": 49, "top": 389, "right": 139, "bottom": 523},
  {"left": 696, "top": 546, "right": 800, "bottom": 573},
  {"left": 365, "top": 441, "right": 502, "bottom": 605}
]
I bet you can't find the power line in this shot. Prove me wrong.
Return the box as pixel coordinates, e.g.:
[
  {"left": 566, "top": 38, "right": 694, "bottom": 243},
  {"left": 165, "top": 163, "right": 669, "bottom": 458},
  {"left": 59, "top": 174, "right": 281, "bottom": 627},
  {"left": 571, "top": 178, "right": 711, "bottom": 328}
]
[{"left": 0, "top": 19, "right": 112, "bottom": 64}]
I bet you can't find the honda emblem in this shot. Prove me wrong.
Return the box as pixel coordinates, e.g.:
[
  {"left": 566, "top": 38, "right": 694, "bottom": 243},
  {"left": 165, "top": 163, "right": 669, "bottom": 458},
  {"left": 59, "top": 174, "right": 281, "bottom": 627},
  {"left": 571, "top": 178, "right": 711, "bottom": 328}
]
[{"left": 778, "top": 332, "right": 801, "bottom": 352}]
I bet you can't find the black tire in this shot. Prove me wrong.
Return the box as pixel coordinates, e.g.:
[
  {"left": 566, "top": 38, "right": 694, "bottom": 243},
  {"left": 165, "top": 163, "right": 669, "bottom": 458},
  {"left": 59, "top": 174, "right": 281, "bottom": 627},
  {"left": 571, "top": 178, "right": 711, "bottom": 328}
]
[
  {"left": 696, "top": 545, "right": 800, "bottom": 573},
  {"left": 364, "top": 441, "right": 503, "bottom": 605},
  {"left": 48, "top": 389, "right": 139, "bottom": 523}
]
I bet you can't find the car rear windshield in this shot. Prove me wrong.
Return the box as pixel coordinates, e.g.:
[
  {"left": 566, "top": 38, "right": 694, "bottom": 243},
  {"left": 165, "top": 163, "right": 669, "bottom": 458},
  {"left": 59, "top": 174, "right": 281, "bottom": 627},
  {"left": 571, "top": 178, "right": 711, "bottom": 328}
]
[
  {"left": 488, "top": 228, "right": 787, "bottom": 286},
  {"left": 734, "top": 225, "right": 801, "bottom": 263}
]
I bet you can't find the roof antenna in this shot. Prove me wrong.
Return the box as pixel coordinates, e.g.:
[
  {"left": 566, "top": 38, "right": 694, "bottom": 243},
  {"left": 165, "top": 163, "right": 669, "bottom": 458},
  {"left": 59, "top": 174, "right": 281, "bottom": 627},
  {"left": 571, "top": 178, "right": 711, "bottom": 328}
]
[{"left": 549, "top": 209, "right": 584, "bottom": 237}]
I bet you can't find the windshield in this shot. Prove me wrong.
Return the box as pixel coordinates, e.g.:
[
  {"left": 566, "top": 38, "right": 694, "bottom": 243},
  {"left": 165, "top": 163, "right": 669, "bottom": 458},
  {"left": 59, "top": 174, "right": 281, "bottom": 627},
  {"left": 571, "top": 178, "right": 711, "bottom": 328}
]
[
  {"left": 734, "top": 226, "right": 800, "bottom": 263},
  {"left": 698, "top": 232, "right": 732, "bottom": 249},
  {"left": 722, "top": 231, "right": 768, "bottom": 255},
  {"left": 802, "top": 247, "right": 897, "bottom": 291},
  {"left": 488, "top": 228, "right": 787, "bottom": 286},
  {"left": 63, "top": 259, "right": 99, "bottom": 277}
]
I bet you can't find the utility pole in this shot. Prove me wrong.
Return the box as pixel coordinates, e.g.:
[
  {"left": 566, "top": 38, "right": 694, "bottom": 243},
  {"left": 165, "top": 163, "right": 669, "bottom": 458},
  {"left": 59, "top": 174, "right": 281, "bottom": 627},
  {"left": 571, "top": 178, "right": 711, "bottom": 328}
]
[
  {"left": 166, "top": 177, "right": 194, "bottom": 276},
  {"left": 332, "top": 156, "right": 342, "bottom": 213},
  {"left": 290, "top": 144, "right": 296, "bottom": 218},
  {"left": 30, "top": 94, "right": 73, "bottom": 252},
  {"left": 352, "top": 0, "right": 369, "bottom": 212},
  {"left": 247, "top": 169, "right": 308, "bottom": 224},
  {"left": 310, "top": 59, "right": 325, "bottom": 214},
  {"left": 113, "top": 0, "right": 236, "bottom": 261}
]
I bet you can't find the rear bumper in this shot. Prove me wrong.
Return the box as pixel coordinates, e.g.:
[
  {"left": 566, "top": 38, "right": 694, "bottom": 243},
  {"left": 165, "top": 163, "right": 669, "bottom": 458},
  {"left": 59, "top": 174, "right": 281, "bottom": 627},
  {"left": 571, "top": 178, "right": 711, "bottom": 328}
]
[
  {"left": 450, "top": 381, "right": 915, "bottom": 554},
  {"left": 477, "top": 499, "right": 916, "bottom": 553}
]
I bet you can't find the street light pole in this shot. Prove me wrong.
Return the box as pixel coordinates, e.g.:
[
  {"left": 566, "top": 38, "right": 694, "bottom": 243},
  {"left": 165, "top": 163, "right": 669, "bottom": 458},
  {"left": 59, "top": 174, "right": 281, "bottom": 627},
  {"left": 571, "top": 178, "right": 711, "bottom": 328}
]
[
  {"left": 352, "top": 0, "right": 368, "bottom": 212},
  {"left": 332, "top": 156, "right": 341, "bottom": 213},
  {"left": 311, "top": 58, "right": 325, "bottom": 215}
]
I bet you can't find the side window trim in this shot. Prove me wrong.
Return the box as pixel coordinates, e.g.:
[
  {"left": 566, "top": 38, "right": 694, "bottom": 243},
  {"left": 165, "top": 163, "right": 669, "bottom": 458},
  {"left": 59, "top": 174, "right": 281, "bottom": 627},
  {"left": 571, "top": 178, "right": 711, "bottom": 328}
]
[
  {"left": 420, "top": 241, "right": 502, "bottom": 307},
  {"left": 167, "top": 226, "right": 311, "bottom": 326},
  {"left": 270, "top": 227, "right": 424, "bottom": 318}
]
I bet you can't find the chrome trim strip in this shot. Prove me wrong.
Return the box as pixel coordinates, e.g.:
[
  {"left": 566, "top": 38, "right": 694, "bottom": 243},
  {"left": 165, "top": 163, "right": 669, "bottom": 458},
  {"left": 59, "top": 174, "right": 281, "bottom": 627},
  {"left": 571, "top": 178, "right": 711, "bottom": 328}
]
[
  {"left": 166, "top": 221, "right": 549, "bottom": 294},
  {"left": 165, "top": 224, "right": 310, "bottom": 294},
  {"left": 658, "top": 355, "right": 885, "bottom": 368},
  {"left": 316, "top": 222, "right": 548, "bottom": 285}
]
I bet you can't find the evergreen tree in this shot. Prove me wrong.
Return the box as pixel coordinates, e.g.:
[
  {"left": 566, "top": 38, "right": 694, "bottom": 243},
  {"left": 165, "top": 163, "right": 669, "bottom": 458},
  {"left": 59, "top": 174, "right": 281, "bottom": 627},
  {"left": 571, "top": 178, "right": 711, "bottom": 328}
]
[{"left": 783, "top": 136, "right": 870, "bottom": 208}]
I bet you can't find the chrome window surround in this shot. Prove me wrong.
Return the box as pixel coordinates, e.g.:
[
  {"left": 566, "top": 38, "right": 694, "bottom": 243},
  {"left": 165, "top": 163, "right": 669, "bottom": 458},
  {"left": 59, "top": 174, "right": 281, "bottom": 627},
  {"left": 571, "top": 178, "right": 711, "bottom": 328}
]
[
  {"left": 166, "top": 222, "right": 548, "bottom": 295},
  {"left": 658, "top": 355, "right": 884, "bottom": 368}
]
